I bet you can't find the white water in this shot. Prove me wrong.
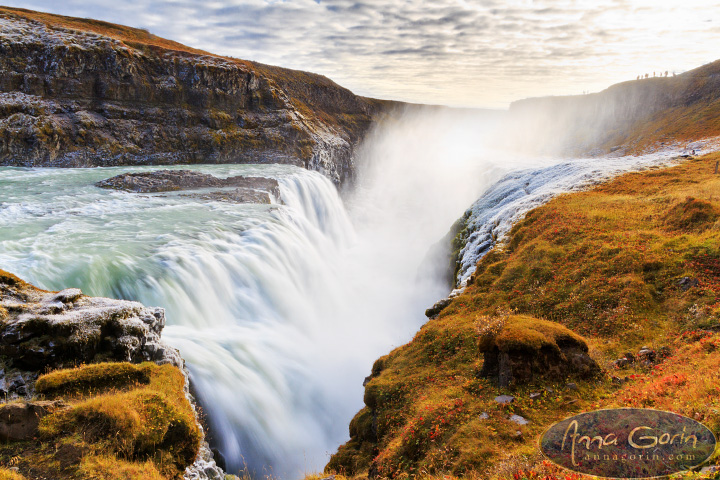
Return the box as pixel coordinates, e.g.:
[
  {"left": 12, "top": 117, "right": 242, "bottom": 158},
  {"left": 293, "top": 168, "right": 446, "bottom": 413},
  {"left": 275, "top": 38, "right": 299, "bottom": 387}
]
[{"left": 0, "top": 109, "right": 706, "bottom": 479}]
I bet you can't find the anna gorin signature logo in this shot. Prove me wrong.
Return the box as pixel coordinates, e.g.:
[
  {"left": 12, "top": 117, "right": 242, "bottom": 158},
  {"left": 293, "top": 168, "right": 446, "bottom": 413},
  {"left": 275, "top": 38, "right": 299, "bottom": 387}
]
[{"left": 540, "top": 408, "right": 716, "bottom": 478}]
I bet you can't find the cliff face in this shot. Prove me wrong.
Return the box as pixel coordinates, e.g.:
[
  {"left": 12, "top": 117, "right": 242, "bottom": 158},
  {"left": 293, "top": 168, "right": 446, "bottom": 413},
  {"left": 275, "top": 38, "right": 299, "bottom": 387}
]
[
  {"left": 0, "top": 7, "right": 394, "bottom": 186},
  {"left": 506, "top": 59, "right": 720, "bottom": 155}
]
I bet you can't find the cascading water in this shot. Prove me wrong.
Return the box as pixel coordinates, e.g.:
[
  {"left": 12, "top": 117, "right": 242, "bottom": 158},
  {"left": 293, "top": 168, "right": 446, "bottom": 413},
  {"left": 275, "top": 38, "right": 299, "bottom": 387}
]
[{"left": 0, "top": 108, "right": 707, "bottom": 479}]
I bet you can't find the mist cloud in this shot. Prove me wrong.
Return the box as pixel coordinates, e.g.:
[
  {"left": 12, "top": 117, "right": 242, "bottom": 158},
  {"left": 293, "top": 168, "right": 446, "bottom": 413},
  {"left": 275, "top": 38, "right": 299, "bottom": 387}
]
[{"left": 9, "top": 0, "right": 720, "bottom": 107}]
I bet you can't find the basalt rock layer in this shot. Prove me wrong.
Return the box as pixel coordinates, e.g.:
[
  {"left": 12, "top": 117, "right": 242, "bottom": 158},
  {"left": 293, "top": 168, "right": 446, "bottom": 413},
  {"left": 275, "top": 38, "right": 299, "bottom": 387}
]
[{"left": 0, "top": 7, "right": 395, "bottom": 186}]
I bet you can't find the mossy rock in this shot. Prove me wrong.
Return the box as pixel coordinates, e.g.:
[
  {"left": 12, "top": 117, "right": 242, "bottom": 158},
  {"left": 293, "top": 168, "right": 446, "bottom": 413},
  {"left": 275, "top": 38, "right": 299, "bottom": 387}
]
[
  {"left": 478, "top": 315, "right": 588, "bottom": 354},
  {"left": 326, "top": 439, "right": 374, "bottom": 476},
  {"left": 478, "top": 315, "right": 599, "bottom": 386},
  {"left": 27, "top": 362, "right": 200, "bottom": 478},
  {"left": 79, "top": 454, "right": 165, "bottom": 480},
  {"left": 36, "top": 362, "right": 152, "bottom": 398},
  {"left": 348, "top": 407, "right": 376, "bottom": 443}
]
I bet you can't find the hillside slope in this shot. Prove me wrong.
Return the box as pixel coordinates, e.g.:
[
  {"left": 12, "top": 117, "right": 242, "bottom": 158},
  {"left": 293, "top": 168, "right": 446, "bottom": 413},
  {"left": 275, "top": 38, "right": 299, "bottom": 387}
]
[
  {"left": 328, "top": 154, "right": 720, "bottom": 479},
  {"left": 0, "top": 7, "right": 396, "bottom": 186},
  {"left": 507, "top": 60, "right": 720, "bottom": 156}
]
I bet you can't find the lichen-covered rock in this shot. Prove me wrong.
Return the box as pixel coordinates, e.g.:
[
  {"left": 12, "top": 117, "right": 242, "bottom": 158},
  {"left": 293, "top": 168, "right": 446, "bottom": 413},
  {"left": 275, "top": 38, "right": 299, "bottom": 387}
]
[{"left": 477, "top": 314, "right": 601, "bottom": 387}]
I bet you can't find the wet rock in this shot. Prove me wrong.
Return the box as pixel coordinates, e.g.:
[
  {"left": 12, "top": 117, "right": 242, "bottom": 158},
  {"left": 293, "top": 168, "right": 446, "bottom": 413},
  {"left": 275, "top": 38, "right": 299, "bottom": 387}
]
[
  {"left": 425, "top": 298, "right": 451, "bottom": 319},
  {"left": 624, "top": 352, "right": 635, "bottom": 364},
  {"left": 613, "top": 358, "right": 629, "bottom": 368},
  {"left": 362, "top": 375, "right": 372, "bottom": 387},
  {"left": 210, "top": 448, "right": 227, "bottom": 472},
  {"left": 0, "top": 400, "right": 67, "bottom": 441},
  {"left": 566, "top": 382, "right": 578, "bottom": 391},
  {"left": 529, "top": 392, "right": 543, "bottom": 400},
  {"left": 509, "top": 414, "right": 529, "bottom": 425},
  {"left": 494, "top": 394, "right": 515, "bottom": 405},
  {"left": 7, "top": 373, "right": 26, "bottom": 396},
  {"left": 677, "top": 277, "right": 700, "bottom": 291},
  {"left": 479, "top": 412, "right": 489, "bottom": 420},
  {"left": 52, "top": 288, "right": 83, "bottom": 304},
  {"left": 0, "top": 271, "right": 182, "bottom": 375},
  {"left": 183, "top": 188, "right": 273, "bottom": 204},
  {"left": 96, "top": 170, "right": 281, "bottom": 202}
]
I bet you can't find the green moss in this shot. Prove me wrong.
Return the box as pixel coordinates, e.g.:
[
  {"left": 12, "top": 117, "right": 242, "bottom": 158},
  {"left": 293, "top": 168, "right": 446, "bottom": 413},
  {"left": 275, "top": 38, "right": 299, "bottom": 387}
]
[{"left": 348, "top": 407, "right": 375, "bottom": 443}]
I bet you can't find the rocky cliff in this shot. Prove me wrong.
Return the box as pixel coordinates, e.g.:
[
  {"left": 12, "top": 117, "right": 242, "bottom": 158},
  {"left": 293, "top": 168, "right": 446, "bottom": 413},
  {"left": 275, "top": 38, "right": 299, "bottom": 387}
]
[
  {"left": 0, "top": 7, "right": 396, "bottom": 186},
  {"left": 0, "top": 269, "right": 229, "bottom": 480}
]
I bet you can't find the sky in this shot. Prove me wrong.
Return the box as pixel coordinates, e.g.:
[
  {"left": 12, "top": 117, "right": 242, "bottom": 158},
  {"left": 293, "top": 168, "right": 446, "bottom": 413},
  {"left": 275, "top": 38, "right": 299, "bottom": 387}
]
[{"left": 7, "top": 0, "right": 720, "bottom": 108}]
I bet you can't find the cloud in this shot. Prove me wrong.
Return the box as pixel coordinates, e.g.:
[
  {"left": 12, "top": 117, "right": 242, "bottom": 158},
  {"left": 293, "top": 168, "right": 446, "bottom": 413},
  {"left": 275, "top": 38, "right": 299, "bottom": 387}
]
[{"left": 8, "top": 0, "right": 720, "bottom": 107}]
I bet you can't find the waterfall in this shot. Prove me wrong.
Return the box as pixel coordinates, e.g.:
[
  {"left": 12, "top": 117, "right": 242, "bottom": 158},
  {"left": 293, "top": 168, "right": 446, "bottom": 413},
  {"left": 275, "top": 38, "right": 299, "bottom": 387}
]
[{"left": 0, "top": 108, "right": 705, "bottom": 479}]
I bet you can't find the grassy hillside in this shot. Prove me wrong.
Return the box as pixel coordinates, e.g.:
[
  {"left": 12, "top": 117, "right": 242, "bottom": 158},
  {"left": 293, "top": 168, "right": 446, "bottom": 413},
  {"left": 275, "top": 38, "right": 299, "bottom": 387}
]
[
  {"left": 508, "top": 60, "right": 720, "bottom": 156},
  {"left": 328, "top": 153, "right": 720, "bottom": 479}
]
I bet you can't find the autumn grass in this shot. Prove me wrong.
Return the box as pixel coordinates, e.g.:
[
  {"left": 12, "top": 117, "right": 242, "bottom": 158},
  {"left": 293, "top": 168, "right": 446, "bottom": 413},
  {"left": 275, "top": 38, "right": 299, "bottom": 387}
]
[
  {"left": 0, "top": 362, "right": 200, "bottom": 479},
  {"left": 78, "top": 454, "right": 165, "bottom": 480},
  {"left": 36, "top": 362, "right": 152, "bottom": 398},
  {"left": 0, "top": 468, "right": 27, "bottom": 480},
  {"left": 328, "top": 154, "right": 720, "bottom": 479},
  {"left": 0, "top": 6, "right": 220, "bottom": 60},
  {"left": 477, "top": 315, "right": 587, "bottom": 354}
]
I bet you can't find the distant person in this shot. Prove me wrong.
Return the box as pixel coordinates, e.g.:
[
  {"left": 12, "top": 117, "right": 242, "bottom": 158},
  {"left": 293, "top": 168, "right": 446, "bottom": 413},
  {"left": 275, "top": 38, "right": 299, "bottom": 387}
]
[
  {"left": 645, "top": 73, "right": 649, "bottom": 79},
  {"left": 665, "top": 71, "right": 668, "bottom": 77}
]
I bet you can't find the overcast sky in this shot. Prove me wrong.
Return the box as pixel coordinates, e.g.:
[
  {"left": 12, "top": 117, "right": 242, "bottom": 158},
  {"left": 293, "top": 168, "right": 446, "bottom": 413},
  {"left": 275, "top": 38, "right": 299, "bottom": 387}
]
[{"left": 7, "top": 0, "right": 720, "bottom": 108}]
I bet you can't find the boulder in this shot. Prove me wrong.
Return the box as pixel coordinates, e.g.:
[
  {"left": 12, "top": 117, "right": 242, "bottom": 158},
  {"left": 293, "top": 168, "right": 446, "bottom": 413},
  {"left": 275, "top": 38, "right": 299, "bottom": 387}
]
[
  {"left": 425, "top": 298, "right": 451, "bottom": 319},
  {"left": 96, "top": 170, "right": 281, "bottom": 203},
  {"left": 478, "top": 315, "right": 601, "bottom": 387},
  {"left": 0, "top": 400, "right": 67, "bottom": 441},
  {"left": 0, "top": 269, "right": 181, "bottom": 397}
]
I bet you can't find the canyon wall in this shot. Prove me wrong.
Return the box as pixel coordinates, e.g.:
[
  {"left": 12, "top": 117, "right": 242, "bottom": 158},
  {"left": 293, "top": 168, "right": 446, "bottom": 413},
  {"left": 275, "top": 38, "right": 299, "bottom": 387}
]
[{"left": 0, "top": 7, "right": 396, "bottom": 186}]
